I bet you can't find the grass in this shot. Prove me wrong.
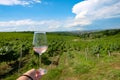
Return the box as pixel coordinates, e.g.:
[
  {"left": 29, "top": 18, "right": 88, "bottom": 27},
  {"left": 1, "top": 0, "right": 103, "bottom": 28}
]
[
  {"left": 3, "top": 49, "right": 120, "bottom": 80},
  {"left": 41, "top": 50, "right": 120, "bottom": 80}
]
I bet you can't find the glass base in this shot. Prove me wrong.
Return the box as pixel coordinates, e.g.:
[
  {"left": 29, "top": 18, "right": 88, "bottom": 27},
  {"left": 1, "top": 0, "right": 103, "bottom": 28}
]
[{"left": 39, "top": 68, "right": 47, "bottom": 75}]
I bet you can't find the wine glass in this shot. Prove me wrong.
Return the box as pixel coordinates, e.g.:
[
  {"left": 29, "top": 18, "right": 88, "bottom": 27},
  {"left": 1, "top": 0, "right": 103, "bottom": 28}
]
[{"left": 33, "top": 31, "right": 48, "bottom": 75}]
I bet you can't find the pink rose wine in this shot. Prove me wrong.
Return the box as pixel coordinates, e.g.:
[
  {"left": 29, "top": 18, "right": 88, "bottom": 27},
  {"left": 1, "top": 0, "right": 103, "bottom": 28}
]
[{"left": 33, "top": 46, "right": 48, "bottom": 55}]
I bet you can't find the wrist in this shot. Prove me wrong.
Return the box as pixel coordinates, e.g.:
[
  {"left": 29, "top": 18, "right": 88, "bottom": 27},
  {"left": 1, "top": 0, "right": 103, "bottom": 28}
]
[{"left": 21, "top": 75, "right": 33, "bottom": 80}]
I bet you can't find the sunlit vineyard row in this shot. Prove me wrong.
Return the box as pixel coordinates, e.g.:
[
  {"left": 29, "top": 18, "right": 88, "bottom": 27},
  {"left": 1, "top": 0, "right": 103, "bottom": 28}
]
[{"left": 0, "top": 29, "right": 120, "bottom": 80}]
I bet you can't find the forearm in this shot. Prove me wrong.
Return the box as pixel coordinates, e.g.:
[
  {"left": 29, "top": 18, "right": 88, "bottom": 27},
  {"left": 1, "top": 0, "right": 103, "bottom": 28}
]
[
  {"left": 17, "top": 75, "right": 30, "bottom": 80},
  {"left": 17, "top": 69, "right": 36, "bottom": 80}
]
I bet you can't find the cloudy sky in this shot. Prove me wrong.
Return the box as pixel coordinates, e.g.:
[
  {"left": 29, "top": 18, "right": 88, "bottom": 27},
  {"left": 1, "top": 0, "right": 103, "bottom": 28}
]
[{"left": 0, "top": 0, "right": 120, "bottom": 32}]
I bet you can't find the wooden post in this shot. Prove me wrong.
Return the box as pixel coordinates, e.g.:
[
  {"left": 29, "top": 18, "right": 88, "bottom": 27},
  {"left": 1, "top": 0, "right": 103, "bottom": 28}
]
[
  {"left": 108, "top": 50, "right": 111, "bottom": 56},
  {"left": 85, "top": 47, "right": 88, "bottom": 61}
]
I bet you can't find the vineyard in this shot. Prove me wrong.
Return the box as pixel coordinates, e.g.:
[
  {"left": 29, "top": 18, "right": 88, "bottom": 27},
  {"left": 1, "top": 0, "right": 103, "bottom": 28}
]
[{"left": 0, "top": 29, "right": 120, "bottom": 80}]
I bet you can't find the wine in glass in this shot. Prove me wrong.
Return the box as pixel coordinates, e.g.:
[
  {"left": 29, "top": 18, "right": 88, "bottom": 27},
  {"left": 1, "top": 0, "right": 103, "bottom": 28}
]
[{"left": 33, "top": 31, "right": 48, "bottom": 75}]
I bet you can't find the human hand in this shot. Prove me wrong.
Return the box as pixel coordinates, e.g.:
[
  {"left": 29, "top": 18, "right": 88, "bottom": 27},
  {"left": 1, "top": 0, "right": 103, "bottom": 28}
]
[{"left": 17, "top": 69, "right": 42, "bottom": 80}]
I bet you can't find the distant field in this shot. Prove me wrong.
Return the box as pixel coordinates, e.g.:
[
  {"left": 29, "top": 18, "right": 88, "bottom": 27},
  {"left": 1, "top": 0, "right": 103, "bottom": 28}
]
[{"left": 0, "top": 29, "right": 120, "bottom": 80}]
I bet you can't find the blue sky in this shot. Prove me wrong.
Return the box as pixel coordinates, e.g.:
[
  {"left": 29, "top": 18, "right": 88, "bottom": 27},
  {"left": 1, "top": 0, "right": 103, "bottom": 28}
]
[{"left": 0, "top": 0, "right": 120, "bottom": 32}]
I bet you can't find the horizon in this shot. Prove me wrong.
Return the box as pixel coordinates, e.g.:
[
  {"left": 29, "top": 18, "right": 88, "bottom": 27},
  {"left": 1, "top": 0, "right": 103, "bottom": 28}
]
[
  {"left": 0, "top": 0, "right": 120, "bottom": 32},
  {"left": 0, "top": 28, "right": 120, "bottom": 33}
]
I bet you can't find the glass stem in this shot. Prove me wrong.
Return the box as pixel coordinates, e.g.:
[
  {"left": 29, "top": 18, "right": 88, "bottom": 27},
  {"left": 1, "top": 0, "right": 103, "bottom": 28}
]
[{"left": 39, "top": 54, "right": 42, "bottom": 68}]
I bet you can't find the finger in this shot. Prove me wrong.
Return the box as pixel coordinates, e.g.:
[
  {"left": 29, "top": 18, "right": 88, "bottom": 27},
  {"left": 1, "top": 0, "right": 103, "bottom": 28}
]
[{"left": 36, "top": 70, "right": 42, "bottom": 79}]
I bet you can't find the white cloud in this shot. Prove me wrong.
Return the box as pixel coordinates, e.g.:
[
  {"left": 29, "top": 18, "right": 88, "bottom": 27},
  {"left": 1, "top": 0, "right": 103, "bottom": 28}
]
[
  {"left": 0, "top": 19, "right": 62, "bottom": 32},
  {"left": 64, "top": 18, "right": 91, "bottom": 28},
  {"left": 0, "top": 0, "right": 41, "bottom": 6},
  {"left": 72, "top": 0, "right": 120, "bottom": 27},
  {"left": 0, "top": 19, "right": 85, "bottom": 32}
]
